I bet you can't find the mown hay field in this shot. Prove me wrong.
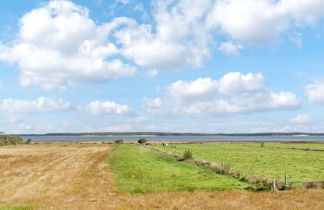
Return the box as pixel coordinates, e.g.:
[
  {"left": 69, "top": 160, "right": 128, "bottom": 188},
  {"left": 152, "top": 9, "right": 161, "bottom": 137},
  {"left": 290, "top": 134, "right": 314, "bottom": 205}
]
[{"left": 157, "top": 143, "right": 324, "bottom": 182}]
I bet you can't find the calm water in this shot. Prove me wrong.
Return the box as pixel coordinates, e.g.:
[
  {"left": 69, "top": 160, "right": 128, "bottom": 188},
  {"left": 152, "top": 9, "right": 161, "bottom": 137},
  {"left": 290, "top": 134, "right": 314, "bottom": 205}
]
[{"left": 20, "top": 135, "right": 324, "bottom": 141}]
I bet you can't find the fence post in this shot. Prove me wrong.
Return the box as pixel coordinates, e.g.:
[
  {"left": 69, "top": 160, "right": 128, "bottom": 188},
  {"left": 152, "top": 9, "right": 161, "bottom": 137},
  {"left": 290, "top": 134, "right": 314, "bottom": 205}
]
[
  {"left": 272, "top": 179, "right": 278, "bottom": 191},
  {"left": 285, "top": 173, "right": 288, "bottom": 186}
]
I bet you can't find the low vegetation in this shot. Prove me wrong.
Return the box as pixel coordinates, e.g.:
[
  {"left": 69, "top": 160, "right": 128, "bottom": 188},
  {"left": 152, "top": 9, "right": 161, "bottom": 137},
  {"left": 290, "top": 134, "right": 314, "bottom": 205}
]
[
  {"left": 108, "top": 145, "right": 253, "bottom": 193},
  {"left": 182, "top": 150, "right": 193, "bottom": 160},
  {"left": 0, "top": 135, "right": 23, "bottom": 146}
]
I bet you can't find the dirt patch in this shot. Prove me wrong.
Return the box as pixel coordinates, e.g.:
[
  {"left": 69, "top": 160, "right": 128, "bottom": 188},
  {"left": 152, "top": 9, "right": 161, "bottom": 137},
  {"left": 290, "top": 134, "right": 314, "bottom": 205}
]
[{"left": 0, "top": 145, "right": 324, "bottom": 209}]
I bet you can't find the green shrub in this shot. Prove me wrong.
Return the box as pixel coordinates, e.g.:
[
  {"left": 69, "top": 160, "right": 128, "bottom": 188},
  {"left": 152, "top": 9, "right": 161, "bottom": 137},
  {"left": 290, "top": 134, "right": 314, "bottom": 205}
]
[
  {"left": 138, "top": 138, "right": 148, "bottom": 144},
  {"left": 183, "top": 150, "right": 193, "bottom": 160},
  {"left": 0, "top": 135, "right": 23, "bottom": 146},
  {"left": 260, "top": 142, "right": 265, "bottom": 147},
  {"left": 115, "top": 139, "right": 124, "bottom": 144},
  {"left": 26, "top": 138, "right": 32, "bottom": 144}
]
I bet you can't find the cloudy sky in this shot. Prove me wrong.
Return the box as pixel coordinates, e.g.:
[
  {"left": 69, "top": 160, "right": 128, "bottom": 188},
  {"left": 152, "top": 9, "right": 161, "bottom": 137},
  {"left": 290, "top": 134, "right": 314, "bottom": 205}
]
[{"left": 0, "top": 0, "right": 324, "bottom": 134}]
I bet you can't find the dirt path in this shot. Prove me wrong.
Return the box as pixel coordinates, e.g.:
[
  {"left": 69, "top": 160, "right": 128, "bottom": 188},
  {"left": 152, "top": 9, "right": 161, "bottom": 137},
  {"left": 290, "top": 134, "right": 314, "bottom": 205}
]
[{"left": 0, "top": 145, "right": 324, "bottom": 210}]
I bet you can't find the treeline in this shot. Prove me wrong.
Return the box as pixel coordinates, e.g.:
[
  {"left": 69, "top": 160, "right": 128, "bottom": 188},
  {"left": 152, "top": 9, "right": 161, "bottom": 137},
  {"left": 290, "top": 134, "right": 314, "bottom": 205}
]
[{"left": 0, "top": 135, "right": 23, "bottom": 145}]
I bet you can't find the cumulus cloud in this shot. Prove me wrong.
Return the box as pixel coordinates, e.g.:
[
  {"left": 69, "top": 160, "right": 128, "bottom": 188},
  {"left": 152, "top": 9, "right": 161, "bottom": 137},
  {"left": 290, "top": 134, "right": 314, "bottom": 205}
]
[
  {"left": 0, "top": 97, "right": 70, "bottom": 120},
  {"left": 305, "top": 79, "right": 324, "bottom": 105},
  {"left": 2, "top": 0, "right": 324, "bottom": 91},
  {"left": 0, "top": 0, "right": 135, "bottom": 90},
  {"left": 207, "top": 0, "right": 324, "bottom": 45},
  {"left": 143, "top": 72, "right": 301, "bottom": 116},
  {"left": 80, "top": 100, "right": 134, "bottom": 116},
  {"left": 114, "top": 0, "right": 212, "bottom": 69},
  {"left": 290, "top": 114, "right": 314, "bottom": 124}
]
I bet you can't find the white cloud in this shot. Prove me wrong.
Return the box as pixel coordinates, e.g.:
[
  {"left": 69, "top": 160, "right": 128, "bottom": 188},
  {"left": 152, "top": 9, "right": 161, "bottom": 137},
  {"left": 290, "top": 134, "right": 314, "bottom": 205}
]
[
  {"left": 290, "top": 114, "right": 314, "bottom": 124},
  {"left": 305, "top": 79, "right": 324, "bottom": 105},
  {"left": 0, "top": 97, "right": 70, "bottom": 114},
  {"left": 116, "top": 0, "right": 130, "bottom": 5},
  {"left": 0, "top": 0, "right": 135, "bottom": 90},
  {"left": 218, "top": 41, "right": 243, "bottom": 55},
  {"left": 114, "top": 0, "right": 212, "bottom": 69},
  {"left": 1, "top": 0, "right": 324, "bottom": 91},
  {"left": 207, "top": 0, "right": 324, "bottom": 45},
  {"left": 80, "top": 100, "right": 134, "bottom": 116},
  {"left": 143, "top": 72, "right": 301, "bottom": 116},
  {"left": 289, "top": 31, "right": 303, "bottom": 48},
  {"left": 146, "top": 69, "right": 158, "bottom": 77},
  {"left": 143, "top": 98, "right": 162, "bottom": 113}
]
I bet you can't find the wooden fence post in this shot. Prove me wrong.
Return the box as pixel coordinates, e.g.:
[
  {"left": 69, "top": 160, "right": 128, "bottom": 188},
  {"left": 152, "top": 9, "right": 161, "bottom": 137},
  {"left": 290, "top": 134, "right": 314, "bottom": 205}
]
[
  {"left": 285, "top": 173, "right": 288, "bottom": 186},
  {"left": 272, "top": 179, "right": 278, "bottom": 191}
]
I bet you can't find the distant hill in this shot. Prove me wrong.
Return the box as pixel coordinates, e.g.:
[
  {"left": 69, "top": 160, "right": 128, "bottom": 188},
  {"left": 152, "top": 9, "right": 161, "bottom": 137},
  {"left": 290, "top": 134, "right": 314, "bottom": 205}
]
[{"left": 18, "top": 132, "right": 324, "bottom": 136}]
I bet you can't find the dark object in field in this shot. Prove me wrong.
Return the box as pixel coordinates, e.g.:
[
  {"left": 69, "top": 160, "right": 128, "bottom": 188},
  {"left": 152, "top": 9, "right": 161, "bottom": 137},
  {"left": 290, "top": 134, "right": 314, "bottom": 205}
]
[
  {"left": 0, "top": 135, "right": 23, "bottom": 145},
  {"left": 260, "top": 143, "right": 265, "bottom": 147},
  {"left": 138, "top": 138, "right": 148, "bottom": 144},
  {"left": 145, "top": 143, "right": 152, "bottom": 146},
  {"left": 26, "top": 138, "right": 32, "bottom": 144},
  {"left": 115, "top": 139, "right": 124, "bottom": 144}
]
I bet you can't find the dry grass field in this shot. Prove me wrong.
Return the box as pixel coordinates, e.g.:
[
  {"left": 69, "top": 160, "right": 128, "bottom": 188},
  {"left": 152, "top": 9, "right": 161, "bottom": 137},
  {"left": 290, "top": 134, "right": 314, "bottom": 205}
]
[{"left": 1, "top": 144, "right": 324, "bottom": 209}]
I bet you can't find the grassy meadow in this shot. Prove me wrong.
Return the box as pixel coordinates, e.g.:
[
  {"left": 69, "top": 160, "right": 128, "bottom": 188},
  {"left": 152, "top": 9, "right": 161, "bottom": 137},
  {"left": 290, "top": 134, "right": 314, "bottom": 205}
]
[
  {"left": 108, "top": 145, "right": 254, "bottom": 193},
  {"left": 240, "top": 141, "right": 324, "bottom": 150},
  {"left": 156, "top": 143, "right": 324, "bottom": 182}
]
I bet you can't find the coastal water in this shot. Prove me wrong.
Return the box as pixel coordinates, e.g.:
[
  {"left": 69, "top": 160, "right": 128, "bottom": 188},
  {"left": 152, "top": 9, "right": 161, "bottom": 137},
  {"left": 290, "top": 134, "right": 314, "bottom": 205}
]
[{"left": 20, "top": 135, "right": 324, "bottom": 141}]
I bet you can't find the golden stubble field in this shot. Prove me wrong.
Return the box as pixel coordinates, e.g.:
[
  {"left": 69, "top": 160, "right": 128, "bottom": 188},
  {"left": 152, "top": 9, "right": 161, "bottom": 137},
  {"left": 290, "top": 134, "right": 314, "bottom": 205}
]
[{"left": 0, "top": 144, "right": 324, "bottom": 210}]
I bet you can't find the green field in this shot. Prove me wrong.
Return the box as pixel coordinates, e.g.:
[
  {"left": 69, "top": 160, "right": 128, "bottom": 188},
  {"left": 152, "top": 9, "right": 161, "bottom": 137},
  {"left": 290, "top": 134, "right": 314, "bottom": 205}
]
[
  {"left": 157, "top": 143, "right": 324, "bottom": 182},
  {"left": 239, "top": 142, "right": 324, "bottom": 150},
  {"left": 108, "top": 145, "right": 254, "bottom": 193}
]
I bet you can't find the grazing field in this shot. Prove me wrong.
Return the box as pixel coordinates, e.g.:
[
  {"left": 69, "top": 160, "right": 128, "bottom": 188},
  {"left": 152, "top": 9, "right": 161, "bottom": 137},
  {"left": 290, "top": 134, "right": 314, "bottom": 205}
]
[
  {"left": 1, "top": 143, "right": 324, "bottom": 209},
  {"left": 157, "top": 143, "right": 324, "bottom": 182},
  {"left": 109, "top": 145, "right": 252, "bottom": 193},
  {"left": 239, "top": 141, "right": 324, "bottom": 150}
]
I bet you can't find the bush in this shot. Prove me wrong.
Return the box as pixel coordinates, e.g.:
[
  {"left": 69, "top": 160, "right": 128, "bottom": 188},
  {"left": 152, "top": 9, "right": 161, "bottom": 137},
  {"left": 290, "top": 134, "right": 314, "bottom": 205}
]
[
  {"left": 260, "top": 142, "right": 265, "bottom": 147},
  {"left": 183, "top": 150, "right": 193, "bottom": 160},
  {"left": 115, "top": 139, "right": 124, "bottom": 144},
  {"left": 0, "top": 135, "right": 23, "bottom": 146},
  {"left": 138, "top": 138, "right": 148, "bottom": 144},
  {"left": 26, "top": 138, "right": 32, "bottom": 144}
]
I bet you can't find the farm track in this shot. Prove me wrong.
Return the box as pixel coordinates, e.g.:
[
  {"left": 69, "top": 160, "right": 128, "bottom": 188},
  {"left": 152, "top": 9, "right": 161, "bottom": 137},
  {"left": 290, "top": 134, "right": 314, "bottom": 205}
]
[{"left": 0, "top": 145, "right": 324, "bottom": 209}]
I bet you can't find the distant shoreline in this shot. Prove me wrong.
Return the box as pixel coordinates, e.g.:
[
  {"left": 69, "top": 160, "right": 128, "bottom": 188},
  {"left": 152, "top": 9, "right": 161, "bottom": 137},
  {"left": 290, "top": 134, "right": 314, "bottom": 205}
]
[{"left": 17, "top": 132, "right": 324, "bottom": 137}]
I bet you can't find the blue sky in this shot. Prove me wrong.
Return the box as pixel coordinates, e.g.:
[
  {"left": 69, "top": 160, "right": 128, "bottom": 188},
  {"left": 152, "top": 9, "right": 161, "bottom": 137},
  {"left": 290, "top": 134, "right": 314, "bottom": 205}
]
[{"left": 0, "top": 0, "right": 324, "bottom": 134}]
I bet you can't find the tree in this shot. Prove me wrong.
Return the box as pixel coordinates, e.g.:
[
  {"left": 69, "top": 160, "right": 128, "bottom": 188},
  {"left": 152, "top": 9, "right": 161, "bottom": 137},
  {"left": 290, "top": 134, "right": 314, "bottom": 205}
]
[
  {"left": 138, "top": 138, "right": 148, "bottom": 144},
  {"left": 114, "top": 139, "right": 124, "bottom": 144}
]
